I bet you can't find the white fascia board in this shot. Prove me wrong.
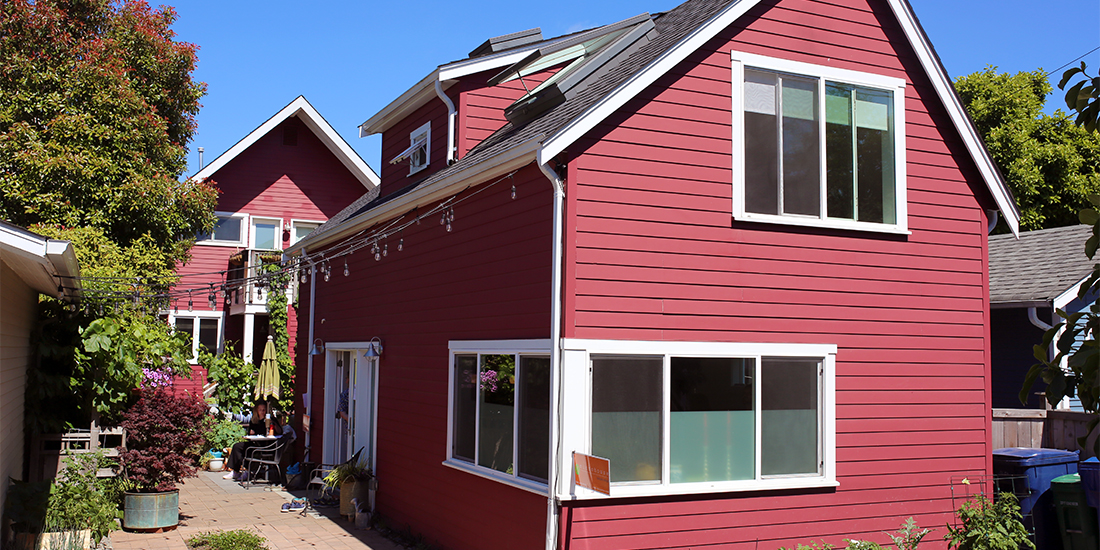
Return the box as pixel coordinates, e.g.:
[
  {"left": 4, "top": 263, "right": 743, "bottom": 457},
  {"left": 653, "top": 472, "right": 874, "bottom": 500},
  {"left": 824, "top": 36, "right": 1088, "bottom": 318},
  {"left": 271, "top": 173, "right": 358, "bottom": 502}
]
[
  {"left": 0, "top": 222, "right": 81, "bottom": 296},
  {"left": 287, "top": 137, "right": 542, "bottom": 256},
  {"left": 360, "top": 47, "right": 551, "bottom": 138},
  {"left": 540, "top": 0, "right": 764, "bottom": 162},
  {"left": 886, "top": 0, "right": 1019, "bottom": 235},
  {"left": 1053, "top": 273, "right": 1094, "bottom": 312},
  {"left": 540, "top": 0, "right": 1021, "bottom": 236},
  {"left": 190, "top": 96, "right": 378, "bottom": 189}
]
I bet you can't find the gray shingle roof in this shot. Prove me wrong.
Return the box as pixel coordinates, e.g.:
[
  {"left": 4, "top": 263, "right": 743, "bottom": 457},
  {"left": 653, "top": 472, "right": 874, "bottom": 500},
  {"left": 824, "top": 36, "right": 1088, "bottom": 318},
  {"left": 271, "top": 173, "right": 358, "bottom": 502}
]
[
  {"left": 306, "top": 0, "right": 734, "bottom": 244},
  {"left": 988, "top": 225, "right": 1095, "bottom": 305}
]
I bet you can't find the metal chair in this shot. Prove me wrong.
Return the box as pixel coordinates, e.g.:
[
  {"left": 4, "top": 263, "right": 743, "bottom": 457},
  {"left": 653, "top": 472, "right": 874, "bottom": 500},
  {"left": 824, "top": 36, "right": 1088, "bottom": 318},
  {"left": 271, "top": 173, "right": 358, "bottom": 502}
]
[
  {"left": 307, "top": 446, "right": 363, "bottom": 507},
  {"left": 241, "top": 428, "right": 296, "bottom": 487}
]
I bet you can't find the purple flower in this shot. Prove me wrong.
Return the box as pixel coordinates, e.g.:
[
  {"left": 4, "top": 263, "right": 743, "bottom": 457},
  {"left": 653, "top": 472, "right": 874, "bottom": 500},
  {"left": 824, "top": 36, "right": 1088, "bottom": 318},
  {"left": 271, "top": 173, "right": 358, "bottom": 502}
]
[
  {"left": 479, "top": 370, "right": 498, "bottom": 393},
  {"left": 142, "top": 368, "right": 173, "bottom": 389}
]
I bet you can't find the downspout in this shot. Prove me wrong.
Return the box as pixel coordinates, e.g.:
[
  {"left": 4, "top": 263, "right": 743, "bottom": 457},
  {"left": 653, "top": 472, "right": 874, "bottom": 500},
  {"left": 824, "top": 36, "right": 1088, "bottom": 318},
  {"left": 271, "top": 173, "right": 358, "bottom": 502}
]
[
  {"left": 304, "top": 261, "right": 318, "bottom": 460},
  {"left": 435, "top": 80, "right": 457, "bottom": 165},
  {"left": 538, "top": 155, "right": 565, "bottom": 550},
  {"left": 1028, "top": 307, "right": 1053, "bottom": 331}
]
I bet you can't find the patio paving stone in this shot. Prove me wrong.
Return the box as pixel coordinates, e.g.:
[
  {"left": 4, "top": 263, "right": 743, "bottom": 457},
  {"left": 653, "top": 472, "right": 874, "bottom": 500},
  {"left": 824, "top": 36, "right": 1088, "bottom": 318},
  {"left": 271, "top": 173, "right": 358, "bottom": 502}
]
[{"left": 108, "top": 470, "right": 403, "bottom": 550}]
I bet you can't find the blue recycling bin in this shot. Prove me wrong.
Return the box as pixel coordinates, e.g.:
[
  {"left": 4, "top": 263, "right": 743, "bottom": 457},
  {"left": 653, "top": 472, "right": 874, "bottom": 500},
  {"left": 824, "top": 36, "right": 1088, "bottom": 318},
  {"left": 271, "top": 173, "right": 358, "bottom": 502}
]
[{"left": 993, "top": 448, "right": 1080, "bottom": 550}]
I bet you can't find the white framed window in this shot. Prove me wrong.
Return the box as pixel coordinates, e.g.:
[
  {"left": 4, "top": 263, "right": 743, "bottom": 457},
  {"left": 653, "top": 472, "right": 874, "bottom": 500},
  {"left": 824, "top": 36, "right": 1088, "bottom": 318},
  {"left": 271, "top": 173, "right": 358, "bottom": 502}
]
[
  {"left": 388, "top": 122, "right": 430, "bottom": 176},
  {"left": 196, "top": 212, "right": 247, "bottom": 247},
  {"left": 731, "top": 51, "right": 908, "bottom": 234},
  {"left": 169, "top": 311, "right": 224, "bottom": 363},
  {"left": 446, "top": 339, "right": 551, "bottom": 495},
  {"left": 559, "top": 339, "right": 837, "bottom": 499},
  {"left": 290, "top": 219, "right": 322, "bottom": 246},
  {"left": 250, "top": 217, "right": 282, "bottom": 251}
]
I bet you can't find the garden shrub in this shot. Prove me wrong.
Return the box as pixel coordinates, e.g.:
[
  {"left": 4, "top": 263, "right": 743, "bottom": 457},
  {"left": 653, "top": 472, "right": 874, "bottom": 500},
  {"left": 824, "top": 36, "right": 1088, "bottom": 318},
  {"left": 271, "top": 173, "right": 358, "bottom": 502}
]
[
  {"left": 944, "top": 493, "right": 1034, "bottom": 550},
  {"left": 187, "top": 529, "right": 269, "bottom": 550}
]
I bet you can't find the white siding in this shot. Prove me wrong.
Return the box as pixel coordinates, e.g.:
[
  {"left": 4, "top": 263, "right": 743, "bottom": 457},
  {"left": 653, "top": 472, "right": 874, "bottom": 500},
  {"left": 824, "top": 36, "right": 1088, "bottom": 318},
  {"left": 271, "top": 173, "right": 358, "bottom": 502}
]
[{"left": 1, "top": 258, "right": 36, "bottom": 514}]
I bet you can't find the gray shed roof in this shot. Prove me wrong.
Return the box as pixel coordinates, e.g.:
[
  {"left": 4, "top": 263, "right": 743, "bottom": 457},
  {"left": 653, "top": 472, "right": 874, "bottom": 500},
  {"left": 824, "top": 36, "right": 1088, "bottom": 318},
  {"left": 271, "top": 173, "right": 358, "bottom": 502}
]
[{"left": 988, "top": 224, "right": 1095, "bottom": 305}]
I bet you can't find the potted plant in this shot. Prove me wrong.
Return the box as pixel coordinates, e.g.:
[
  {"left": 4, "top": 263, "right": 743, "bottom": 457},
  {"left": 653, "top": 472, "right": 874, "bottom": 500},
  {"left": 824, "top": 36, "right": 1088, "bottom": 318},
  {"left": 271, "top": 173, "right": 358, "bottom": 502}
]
[
  {"left": 322, "top": 458, "right": 374, "bottom": 518},
  {"left": 203, "top": 418, "right": 245, "bottom": 471},
  {"left": 118, "top": 384, "right": 207, "bottom": 531}
]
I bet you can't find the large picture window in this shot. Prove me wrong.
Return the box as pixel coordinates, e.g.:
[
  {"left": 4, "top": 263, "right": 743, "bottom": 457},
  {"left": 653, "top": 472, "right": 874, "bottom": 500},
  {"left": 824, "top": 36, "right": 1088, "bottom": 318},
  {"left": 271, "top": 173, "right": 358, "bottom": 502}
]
[
  {"left": 561, "top": 339, "right": 837, "bottom": 499},
  {"left": 196, "top": 213, "right": 247, "bottom": 246},
  {"left": 447, "top": 340, "right": 551, "bottom": 492},
  {"left": 733, "top": 52, "right": 907, "bottom": 233}
]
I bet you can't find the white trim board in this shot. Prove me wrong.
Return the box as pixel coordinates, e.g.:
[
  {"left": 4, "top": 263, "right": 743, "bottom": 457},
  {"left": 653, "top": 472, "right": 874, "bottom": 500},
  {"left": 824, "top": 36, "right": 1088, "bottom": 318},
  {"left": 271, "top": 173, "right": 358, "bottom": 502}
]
[
  {"left": 190, "top": 96, "right": 379, "bottom": 189},
  {"left": 539, "top": 0, "right": 1020, "bottom": 235}
]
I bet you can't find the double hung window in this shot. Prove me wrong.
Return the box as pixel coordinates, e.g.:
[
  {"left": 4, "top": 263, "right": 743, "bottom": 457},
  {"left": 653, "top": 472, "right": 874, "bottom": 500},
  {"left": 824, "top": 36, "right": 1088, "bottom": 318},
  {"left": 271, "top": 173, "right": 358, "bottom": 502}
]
[
  {"left": 172, "top": 314, "right": 222, "bottom": 362},
  {"left": 447, "top": 340, "right": 551, "bottom": 492},
  {"left": 733, "top": 52, "right": 907, "bottom": 233}
]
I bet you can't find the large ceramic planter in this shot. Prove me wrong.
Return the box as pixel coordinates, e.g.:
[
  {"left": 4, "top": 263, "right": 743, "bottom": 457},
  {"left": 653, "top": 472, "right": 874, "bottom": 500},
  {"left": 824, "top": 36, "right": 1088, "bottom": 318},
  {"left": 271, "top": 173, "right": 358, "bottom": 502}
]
[
  {"left": 208, "top": 457, "right": 224, "bottom": 471},
  {"left": 339, "top": 480, "right": 370, "bottom": 517},
  {"left": 122, "top": 490, "right": 179, "bottom": 531}
]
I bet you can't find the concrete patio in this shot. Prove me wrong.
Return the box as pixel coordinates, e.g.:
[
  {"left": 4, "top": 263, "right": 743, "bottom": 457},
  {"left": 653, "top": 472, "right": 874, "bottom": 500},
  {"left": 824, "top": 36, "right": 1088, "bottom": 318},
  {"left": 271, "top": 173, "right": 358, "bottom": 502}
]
[{"left": 109, "top": 470, "right": 403, "bottom": 550}]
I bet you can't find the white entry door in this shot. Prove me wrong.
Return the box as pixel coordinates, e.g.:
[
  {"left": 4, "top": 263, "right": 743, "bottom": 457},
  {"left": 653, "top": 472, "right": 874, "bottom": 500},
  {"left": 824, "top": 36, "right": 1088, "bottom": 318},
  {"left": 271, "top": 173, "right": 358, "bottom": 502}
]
[{"left": 325, "top": 348, "right": 376, "bottom": 468}]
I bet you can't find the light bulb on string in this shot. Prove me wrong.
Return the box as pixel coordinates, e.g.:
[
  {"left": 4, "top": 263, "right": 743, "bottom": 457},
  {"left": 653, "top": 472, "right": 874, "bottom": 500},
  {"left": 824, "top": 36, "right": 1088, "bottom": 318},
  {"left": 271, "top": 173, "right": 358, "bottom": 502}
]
[
  {"left": 344, "top": 259, "right": 349, "bottom": 277},
  {"left": 383, "top": 243, "right": 388, "bottom": 257},
  {"left": 440, "top": 211, "right": 446, "bottom": 225},
  {"left": 188, "top": 291, "right": 193, "bottom": 312},
  {"left": 449, "top": 207, "right": 455, "bottom": 222},
  {"left": 209, "top": 292, "right": 216, "bottom": 310},
  {"left": 398, "top": 238, "right": 403, "bottom": 252},
  {"left": 301, "top": 269, "right": 307, "bottom": 283},
  {"left": 511, "top": 184, "right": 517, "bottom": 199},
  {"left": 324, "top": 264, "right": 331, "bottom": 282}
]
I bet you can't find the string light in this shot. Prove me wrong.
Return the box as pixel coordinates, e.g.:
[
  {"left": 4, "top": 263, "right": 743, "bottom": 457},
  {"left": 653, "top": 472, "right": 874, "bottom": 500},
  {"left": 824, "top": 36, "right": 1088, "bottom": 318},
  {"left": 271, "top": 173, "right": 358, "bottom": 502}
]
[
  {"left": 511, "top": 184, "right": 517, "bottom": 200},
  {"left": 187, "top": 290, "right": 193, "bottom": 312},
  {"left": 323, "top": 263, "right": 331, "bottom": 282},
  {"left": 383, "top": 242, "right": 388, "bottom": 257},
  {"left": 208, "top": 285, "right": 216, "bottom": 309},
  {"left": 301, "top": 270, "right": 307, "bottom": 283},
  {"left": 398, "top": 238, "right": 403, "bottom": 252},
  {"left": 343, "top": 259, "right": 349, "bottom": 277}
]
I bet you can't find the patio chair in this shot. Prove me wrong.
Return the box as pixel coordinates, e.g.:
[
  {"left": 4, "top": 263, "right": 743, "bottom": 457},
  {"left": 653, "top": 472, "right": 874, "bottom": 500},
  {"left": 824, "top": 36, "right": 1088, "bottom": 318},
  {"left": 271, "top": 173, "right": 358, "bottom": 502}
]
[
  {"left": 307, "top": 446, "right": 363, "bottom": 508},
  {"left": 241, "top": 426, "right": 297, "bottom": 487}
]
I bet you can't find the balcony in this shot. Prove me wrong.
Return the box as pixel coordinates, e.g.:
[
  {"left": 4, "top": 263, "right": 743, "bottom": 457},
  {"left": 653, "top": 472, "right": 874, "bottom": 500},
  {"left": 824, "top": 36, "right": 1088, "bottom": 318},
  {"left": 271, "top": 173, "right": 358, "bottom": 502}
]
[{"left": 226, "top": 249, "right": 283, "bottom": 315}]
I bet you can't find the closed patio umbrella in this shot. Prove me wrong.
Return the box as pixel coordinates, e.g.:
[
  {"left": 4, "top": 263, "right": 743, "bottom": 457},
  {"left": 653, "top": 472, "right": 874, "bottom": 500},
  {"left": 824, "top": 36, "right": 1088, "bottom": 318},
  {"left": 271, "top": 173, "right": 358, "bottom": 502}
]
[{"left": 254, "top": 335, "right": 280, "bottom": 400}]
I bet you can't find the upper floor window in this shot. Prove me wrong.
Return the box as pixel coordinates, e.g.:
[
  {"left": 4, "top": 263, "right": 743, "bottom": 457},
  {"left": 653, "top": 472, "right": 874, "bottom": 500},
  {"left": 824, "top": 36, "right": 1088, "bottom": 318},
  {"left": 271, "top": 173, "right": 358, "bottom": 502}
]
[
  {"left": 251, "top": 217, "right": 281, "bottom": 251},
  {"left": 196, "top": 212, "right": 247, "bottom": 247},
  {"left": 732, "top": 52, "right": 907, "bottom": 234},
  {"left": 389, "top": 122, "right": 430, "bottom": 176}
]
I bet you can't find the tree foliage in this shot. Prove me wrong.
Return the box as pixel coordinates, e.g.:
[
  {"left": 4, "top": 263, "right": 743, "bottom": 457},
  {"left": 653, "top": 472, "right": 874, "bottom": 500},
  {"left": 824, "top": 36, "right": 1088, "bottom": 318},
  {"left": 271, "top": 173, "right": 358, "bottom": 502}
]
[
  {"left": 0, "top": 0, "right": 218, "bottom": 276},
  {"left": 1060, "top": 62, "right": 1100, "bottom": 133},
  {"left": 955, "top": 67, "right": 1100, "bottom": 231}
]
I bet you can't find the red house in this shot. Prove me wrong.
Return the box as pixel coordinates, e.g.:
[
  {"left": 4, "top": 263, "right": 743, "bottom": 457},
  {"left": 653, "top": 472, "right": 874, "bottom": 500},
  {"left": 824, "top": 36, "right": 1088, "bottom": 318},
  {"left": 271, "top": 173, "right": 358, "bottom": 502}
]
[
  {"left": 173, "top": 96, "right": 377, "bottom": 398},
  {"left": 289, "top": 0, "right": 1020, "bottom": 548}
]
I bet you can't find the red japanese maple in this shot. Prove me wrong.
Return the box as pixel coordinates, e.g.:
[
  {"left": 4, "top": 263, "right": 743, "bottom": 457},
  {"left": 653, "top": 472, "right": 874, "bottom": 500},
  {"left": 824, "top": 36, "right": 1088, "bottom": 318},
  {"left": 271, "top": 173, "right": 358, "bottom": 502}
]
[{"left": 119, "top": 385, "right": 208, "bottom": 492}]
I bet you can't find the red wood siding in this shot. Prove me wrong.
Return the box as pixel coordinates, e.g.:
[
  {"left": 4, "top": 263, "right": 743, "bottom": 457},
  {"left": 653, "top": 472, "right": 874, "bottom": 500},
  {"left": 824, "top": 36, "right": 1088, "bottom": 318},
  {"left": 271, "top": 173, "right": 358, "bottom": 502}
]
[
  {"left": 379, "top": 96, "right": 453, "bottom": 199},
  {"left": 560, "top": 0, "right": 992, "bottom": 547},
  {"left": 176, "top": 114, "right": 366, "bottom": 371},
  {"left": 457, "top": 67, "right": 558, "bottom": 158},
  {"left": 300, "top": 163, "right": 554, "bottom": 550}
]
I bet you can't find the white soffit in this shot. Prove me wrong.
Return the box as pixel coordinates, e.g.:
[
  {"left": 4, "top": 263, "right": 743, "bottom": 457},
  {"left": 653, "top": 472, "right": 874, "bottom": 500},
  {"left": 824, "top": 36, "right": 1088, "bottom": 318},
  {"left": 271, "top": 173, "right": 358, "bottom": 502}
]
[
  {"left": 539, "top": 0, "right": 1021, "bottom": 236},
  {"left": 190, "top": 96, "right": 379, "bottom": 189}
]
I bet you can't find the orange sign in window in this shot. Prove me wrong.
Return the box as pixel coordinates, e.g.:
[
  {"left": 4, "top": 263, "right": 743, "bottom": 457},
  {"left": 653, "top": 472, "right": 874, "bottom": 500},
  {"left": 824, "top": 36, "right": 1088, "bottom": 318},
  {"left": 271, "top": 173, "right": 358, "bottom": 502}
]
[{"left": 573, "top": 452, "right": 610, "bottom": 496}]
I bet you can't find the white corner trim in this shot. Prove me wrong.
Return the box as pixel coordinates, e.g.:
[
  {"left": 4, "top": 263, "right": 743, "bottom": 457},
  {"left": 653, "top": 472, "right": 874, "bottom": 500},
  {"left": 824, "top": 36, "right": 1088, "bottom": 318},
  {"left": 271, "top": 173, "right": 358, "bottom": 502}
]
[
  {"left": 540, "top": 0, "right": 764, "bottom": 162},
  {"left": 884, "top": 0, "right": 1019, "bottom": 236},
  {"left": 190, "top": 96, "right": 379, "bottom": 189}
]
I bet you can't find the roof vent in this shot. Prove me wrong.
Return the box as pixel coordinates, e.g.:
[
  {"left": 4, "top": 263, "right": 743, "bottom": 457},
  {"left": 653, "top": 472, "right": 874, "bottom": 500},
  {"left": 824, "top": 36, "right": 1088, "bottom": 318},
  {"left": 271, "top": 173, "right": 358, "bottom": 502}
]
[{"left": 469, "top": 28, "right": 543, "bottom": 58}]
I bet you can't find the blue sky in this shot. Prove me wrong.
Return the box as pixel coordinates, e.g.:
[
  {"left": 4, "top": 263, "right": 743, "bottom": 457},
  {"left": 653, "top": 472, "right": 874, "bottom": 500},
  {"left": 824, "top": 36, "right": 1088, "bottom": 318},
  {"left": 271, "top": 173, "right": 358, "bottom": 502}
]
[{"left": 169, "top": 0, "right": 1099, "bottom": 178}]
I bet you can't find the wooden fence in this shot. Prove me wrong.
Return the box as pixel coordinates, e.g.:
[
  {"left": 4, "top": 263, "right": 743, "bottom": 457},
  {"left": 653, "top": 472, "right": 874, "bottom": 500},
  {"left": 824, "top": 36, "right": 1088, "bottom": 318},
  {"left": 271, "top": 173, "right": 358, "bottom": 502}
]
[{"left": 992, "top": 408, "right": 1098, "bottom": 459}]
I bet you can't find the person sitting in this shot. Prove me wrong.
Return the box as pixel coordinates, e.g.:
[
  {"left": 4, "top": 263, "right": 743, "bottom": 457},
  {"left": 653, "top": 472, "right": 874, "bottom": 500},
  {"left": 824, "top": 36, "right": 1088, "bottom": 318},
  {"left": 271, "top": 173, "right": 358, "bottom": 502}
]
[{"left": 223, "top": 401, "right": 281, "bottom": 481}]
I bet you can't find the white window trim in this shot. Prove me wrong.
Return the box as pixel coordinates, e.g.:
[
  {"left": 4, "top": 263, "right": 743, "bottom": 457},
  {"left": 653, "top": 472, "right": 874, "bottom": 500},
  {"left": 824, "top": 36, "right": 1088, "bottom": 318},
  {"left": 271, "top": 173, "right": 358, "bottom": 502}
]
[
  {"left": 195, "top": 212, "right": 248, "bottom": 247},
  {"left": 289, "top": 219, "right": 323, "bottom": 246},
  {"left": 407, "top": 122, "right": 431, "bottom": 175},
  {"left": 249, "top": 216, "right": 283, "bottom": 251},
  {"left": 558, "top": 338, "right": 838, "bottom": 500},
  {"left": 445, "top": 339, "right": 552, "bottom": 495},
  {"left": 730, "top": 51, "right": 909, "bottom": 235},
  {"left": 167, "top": 310, "right": 225, "bottom": 364}
]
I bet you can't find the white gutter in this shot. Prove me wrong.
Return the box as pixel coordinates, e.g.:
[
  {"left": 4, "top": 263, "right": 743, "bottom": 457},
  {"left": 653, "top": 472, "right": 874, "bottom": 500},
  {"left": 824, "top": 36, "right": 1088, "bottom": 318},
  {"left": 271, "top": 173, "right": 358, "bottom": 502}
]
[
  {"left": 288, "top": 137, "right": 542, "bottom": 255},
  {"left": 537, "top": 152, "right": 564, "bottom": 550},
  {"left": 435, "top": 79, "right": 457, "bottom": 165},
  {"left": 304, "top": 262, "right": 318, "bottom": 460}
]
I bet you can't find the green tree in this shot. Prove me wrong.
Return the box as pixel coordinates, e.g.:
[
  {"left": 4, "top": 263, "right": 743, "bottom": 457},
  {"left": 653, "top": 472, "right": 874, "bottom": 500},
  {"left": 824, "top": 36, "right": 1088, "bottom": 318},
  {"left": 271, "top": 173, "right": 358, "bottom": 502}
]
[
  {"left": 0, "top": 0, "right": 218, "bottom": 279},
  {"left": 1059, "top": 62, "right": 1100, "bottom": 132},
  {"left": 955, "top": 67, "right": 1100, "bottom": 231}
]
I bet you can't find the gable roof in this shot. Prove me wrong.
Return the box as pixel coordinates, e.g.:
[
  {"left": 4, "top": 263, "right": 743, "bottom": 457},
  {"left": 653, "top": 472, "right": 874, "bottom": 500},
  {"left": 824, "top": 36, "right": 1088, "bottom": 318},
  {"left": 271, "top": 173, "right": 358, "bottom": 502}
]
[
  {"left": 989, "top": 224, "right": 1095, "bottom": 307},
  {"left": 295, "top": 0, "right": 1021, "bottom": 253},
  {"left": 190, "top": 96, "right": 379, "bottom": 189}
]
